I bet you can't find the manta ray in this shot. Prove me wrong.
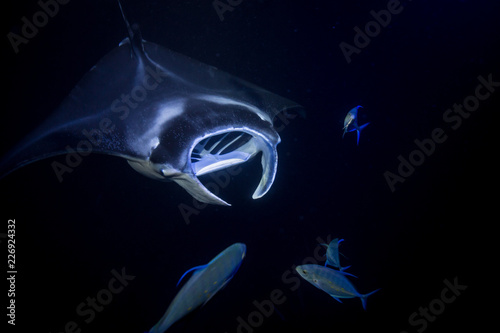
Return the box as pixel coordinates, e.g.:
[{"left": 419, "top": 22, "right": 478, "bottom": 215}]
[{"left": 0, "top": 2, "right": 302, "bottom": 206}]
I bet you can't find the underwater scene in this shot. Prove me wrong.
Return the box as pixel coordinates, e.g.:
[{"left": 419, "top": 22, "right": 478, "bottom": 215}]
[{"left": 2, "top": 0, "right": 497, "bottom": 332}]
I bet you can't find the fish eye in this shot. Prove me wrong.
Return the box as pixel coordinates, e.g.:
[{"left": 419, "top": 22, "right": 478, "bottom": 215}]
[
  {"left": 313, "top": 279, "right": 318, "bottom": 283},
  {"left": 302, "top": 270, "right": 308, "bottom": 274}
]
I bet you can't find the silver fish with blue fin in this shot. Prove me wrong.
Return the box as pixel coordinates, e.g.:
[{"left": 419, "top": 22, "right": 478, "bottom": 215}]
[
  {"left": 321, "top": 238, "right": 351, "bottom": 272},
  {"left": 0, "top": 1, "right": 302, "bottom": 206},
  {"left": 149, "top": 243, "right": 246, "bottom": 333},
  {"left": 296, "top": 264, "right": 379, "bottom": 310},
  {"left": 342, "top": 105, "right": 369, "bottom": 145}
]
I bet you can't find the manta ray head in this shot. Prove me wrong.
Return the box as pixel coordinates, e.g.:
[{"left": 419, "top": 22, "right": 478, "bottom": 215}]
[
  {"left": 0, "top": 6, "right": 302, "bottom": 207},
  {"left": 127, "top": 97, "right": 282, "bottom": 206}
]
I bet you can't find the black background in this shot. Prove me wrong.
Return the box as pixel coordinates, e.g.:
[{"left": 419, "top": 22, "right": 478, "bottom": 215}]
[{"left": 2, "top": 0, "right": 498, "bottom": 332}]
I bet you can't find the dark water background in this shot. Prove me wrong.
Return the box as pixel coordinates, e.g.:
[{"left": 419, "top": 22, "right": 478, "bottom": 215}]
[{"left": 2, "top": 0, "right": 498, "bottom": 332}]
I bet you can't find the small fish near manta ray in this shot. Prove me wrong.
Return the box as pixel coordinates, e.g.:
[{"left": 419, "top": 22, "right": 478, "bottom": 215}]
[
  {"left": 296, "top": 264, "right": 380, "bottom": 310},
  {"left": 320, "top": 238, "right": 352, "bottom": 272},
  {"left": 343, "top": 105, "right": 370, "bottom": 145},
  {"left": 0, "top": 1, "right": 303, "bottom": 206},
  {"left": 148, "top": 243, "right": 246, "bottom": 333},
  {"left": 297, "top": 237, "right": 379, "bottom": 310}
]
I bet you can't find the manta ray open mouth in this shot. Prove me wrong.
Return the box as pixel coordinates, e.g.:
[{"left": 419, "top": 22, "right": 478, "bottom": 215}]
[
  {"left": 0, "top": 2, "right": 302, "bottom": 207},
  {"left": 183, "top": 129, "right": 279, "bottom": 206},
  {"left": 191, "top": 131, "right": 253, "bottom": 175}
]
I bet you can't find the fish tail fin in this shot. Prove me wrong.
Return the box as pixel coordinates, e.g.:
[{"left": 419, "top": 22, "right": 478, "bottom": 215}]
[
  {"left": 360, "top": 288, "right": 380, "bottom": 310},
  {"left": 356, "top": 122, "right": 370, "bottom": 145},
  {"left": 319, "top": 243, "right": 328, "bottom": 260}
]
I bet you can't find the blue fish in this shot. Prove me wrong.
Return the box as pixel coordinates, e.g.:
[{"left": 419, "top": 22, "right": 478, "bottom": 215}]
[
  {"left": 296, "top": 264, "right": 379, "bottom": 310},
  {"left": 149, "top": 243, "right": 246, "bottom": 333},
  {"left": 321, "top": 238, "right": 351, "bottom": 272},
  {"left": 342, "top": 105, "right": 370, "bottom": 145}
]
